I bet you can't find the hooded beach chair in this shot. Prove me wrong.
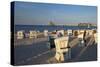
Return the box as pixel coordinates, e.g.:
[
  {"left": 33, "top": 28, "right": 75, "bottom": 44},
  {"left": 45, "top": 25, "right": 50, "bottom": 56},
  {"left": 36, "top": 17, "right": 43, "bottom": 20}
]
[{"left": 54, "top": 36, "right": 71, "bottom": 62}]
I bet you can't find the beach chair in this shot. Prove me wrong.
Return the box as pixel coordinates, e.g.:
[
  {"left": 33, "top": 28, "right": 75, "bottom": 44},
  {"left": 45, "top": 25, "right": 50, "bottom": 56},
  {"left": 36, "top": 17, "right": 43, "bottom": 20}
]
[
  {"left": 44, "top": 30, "right": 48, "bottom": 37},
  {"left": 86, "top": 30, "right": 89, "bottom": 36},
  {"left": 29, "top": 31, "right": 37, "bottom": 39},
  {"left": 54, "top": 37, "right": 71, "bottom": 62},
  {"left": 67, "top": 30, "right": 72, "bottom": 36},
  {"left": 17, "top": 30, "right": 24, "bottom": 39},
  {"left": 57, "top": 30, "right": 65, "bottom": 36},
  {"left": 94, "top": 33, "right": 97, "bottom": 44},
  {"left": 73, "top": 30, "right": 78, "bottom": 37},
  {"left": 88, "top": 30, "right": 93, "bottom": 36},
  {"left": 79, "top": 30, "right": 84, "bottom": 34},
  {"left": 78, "top": 31, "right": 85, "bottom": 46}
]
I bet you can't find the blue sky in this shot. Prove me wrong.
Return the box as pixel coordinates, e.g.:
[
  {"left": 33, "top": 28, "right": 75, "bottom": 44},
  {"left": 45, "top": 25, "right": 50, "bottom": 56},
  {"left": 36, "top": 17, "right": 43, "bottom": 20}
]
[{"left": 14, "top": 1, "right": 97, "bottom": 25}]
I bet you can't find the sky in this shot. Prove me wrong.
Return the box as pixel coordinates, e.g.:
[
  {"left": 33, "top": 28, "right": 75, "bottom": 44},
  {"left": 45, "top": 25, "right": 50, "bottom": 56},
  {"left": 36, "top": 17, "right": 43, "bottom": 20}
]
[{"left": 14, "top": 1, "right": 97, "bottom": 25}]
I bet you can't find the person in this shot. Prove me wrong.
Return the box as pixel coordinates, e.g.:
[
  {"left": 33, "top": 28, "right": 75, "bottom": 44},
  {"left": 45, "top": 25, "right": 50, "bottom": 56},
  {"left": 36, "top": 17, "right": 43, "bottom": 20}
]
[
  {"left": 55, "top": 30, "right": 59, "bottom": 38},
  {"left": 83, "top": 30, "right": 86, "bottom": 46},
  {"left": 56, "top": 30, "right": 63, "bottom": 38}
]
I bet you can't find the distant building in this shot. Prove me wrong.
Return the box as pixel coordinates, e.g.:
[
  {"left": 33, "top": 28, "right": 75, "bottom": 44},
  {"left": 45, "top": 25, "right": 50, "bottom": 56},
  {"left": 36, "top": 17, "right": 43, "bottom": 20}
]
[{"left": 78, "top": 23, "right": 92, "bottom": 28}]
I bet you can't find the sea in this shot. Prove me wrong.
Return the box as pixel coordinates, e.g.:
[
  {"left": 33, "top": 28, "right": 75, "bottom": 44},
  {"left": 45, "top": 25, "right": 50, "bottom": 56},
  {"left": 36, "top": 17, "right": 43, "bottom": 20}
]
[{"left": 14, "top": 25, "right": 97, "bottom": 33}]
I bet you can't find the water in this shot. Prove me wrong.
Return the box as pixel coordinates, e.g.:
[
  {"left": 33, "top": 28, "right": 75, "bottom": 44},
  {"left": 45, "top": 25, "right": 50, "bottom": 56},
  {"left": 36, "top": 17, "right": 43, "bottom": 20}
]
[{"left": 14, "top": 25, "right": 97, "bottom": 33}]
